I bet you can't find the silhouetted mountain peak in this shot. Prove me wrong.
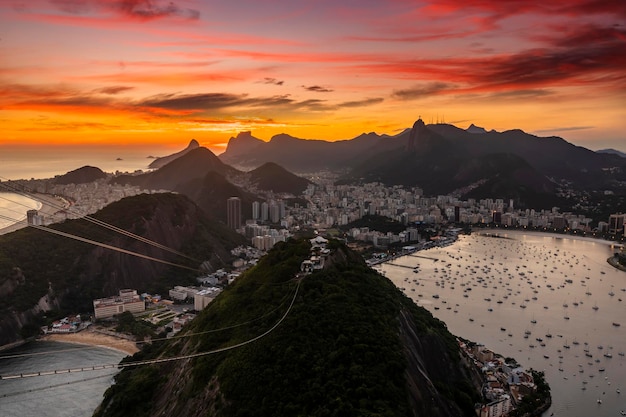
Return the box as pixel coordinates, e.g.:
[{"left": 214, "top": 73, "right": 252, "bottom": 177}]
[
  {"left": 270, "top": 133, "right": 300, "bottom": 143},
  {"left": 406, "top": 118, "right": 446, "bottom": 153},
  {"left": 114, "top": 147, "right": 237, "bottom": 191},
  {"left": 248, "top": 162, "right": 311, "bottom": 194},
  {"left": 466, "top": 124, "right": 487, "bottom": 134},
  {"left": 148, "top": 139, "right": 200, "bottom": 169},
  {"left": 597, "top": 148, "right": 626, "bottom": 158},
  {"left": 54, "top": 165, "right": 106, "bottom": 184}
]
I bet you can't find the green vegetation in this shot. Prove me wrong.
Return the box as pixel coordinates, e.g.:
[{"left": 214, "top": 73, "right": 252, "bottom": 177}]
[
  {"left": 342, "top": 214, "right": 407, "bottom": 234},
  {"left": 95, "top": 366, "right": 163, "bottom": 417},
  {"left": 510, "top": 370, "right": 551, "bottom": 417},
  {"left": 0, "top": 193, "right": 244, "bottom": 345},
  {"left": 115, "top": 311, "right": 156, "bottom": 339},
  {"left": 96, "top": 239, "right": 479, "bottom": 417}
]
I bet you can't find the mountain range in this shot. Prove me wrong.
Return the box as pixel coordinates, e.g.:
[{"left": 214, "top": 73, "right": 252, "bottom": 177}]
[
  {"left": 113, "top": 149, "right": 310, "bottom": 222},
  {"left": 219, "top": 120, "right": 625, "bottom": 208}
]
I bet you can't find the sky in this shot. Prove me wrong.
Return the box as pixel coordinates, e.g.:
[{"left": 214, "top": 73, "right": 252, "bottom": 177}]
[{"left": 1, "top": 0, "right": 625, "bottom": 156}]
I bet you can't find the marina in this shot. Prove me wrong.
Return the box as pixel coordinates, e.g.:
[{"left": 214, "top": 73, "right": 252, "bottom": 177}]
[{"left": 381, "top": 231, "right": 625, "bottom": 417}]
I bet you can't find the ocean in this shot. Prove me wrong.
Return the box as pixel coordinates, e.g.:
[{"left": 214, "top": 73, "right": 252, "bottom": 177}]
[
  {"left": 0, "top": 147, "right": 164, "bottom": 181},
  {"left": 0, "top": 341, "right": 127, "bottom": 417},
  {"left": 0, "top": 148, "right": 158, "bottom": 230},
  {"left": 379, "top": 231, "right": 625, "bottom": 417}
]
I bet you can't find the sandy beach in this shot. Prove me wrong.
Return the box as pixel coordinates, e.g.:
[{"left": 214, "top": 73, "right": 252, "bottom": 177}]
[
  {"left": 41, "top": 327, "right": 139, "bottom": 356},
  {"left": 0, "top": 193, "right": 69, "bottom": 235}
]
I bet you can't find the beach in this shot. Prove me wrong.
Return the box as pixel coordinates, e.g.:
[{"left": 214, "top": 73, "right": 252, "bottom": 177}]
[
  {"left": 0, "top": 193, "right": 69, "bottom": 236},
  {"left": 41, "top": 327, "right": 139, "bottom": 356}
]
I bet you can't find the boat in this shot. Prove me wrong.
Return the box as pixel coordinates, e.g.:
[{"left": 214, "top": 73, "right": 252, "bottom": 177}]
[
  {"left": 592, "top": 303, "right": 599, "bottom": 311},
  {"left": 613, "top": 322, "right": 621, "bottom": 327}
]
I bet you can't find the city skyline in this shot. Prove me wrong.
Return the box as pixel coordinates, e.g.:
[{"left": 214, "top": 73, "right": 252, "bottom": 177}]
[{"left": 1, "top": 0, "right": 625, "bottom": 155}]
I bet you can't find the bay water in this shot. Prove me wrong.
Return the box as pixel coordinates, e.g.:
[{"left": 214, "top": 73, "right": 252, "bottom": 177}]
[
  {"left": 0, "top": 341, "right": 126, "bottom": 417},
  {"left": 380, "top": 231, "right": 625, "bottom": 417}
]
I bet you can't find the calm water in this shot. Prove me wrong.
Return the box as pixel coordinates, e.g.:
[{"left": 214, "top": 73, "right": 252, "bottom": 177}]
[
  {"left": 0, "top": 192, "right": 42, "bottom": 229},
  {"left": 0, "top": 341, "right": 126, "bottom": 417},
  {"left": 380, "top": 231, "right": 626, "bottom": 417},
  {"left": 0, "top": 147, "right": 165, "bottom": 181}
]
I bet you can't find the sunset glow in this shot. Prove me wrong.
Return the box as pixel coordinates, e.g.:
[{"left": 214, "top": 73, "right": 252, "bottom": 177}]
[{"left": 2, "top": 0, "right": 625, "bottom": 154}]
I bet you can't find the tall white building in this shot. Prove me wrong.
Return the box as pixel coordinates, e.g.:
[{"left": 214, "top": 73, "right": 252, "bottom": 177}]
[{"left": 93, "top": 289, "right": 145, "bottom": 320}]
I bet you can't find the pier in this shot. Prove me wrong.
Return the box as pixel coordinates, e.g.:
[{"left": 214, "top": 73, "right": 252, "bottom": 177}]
[
  {"left": 408, "top": 254, "right": 439, "bottom": 261},
  {"left": 386, "top": 262, "right": 417, "bottom": 270}
]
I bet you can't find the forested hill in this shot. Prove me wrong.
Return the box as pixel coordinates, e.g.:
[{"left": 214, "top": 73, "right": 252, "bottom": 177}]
[
  {"left": 0, "top": 193, "right": 245, "bottom": 346},
  {"left": 95, "top": 239, "right": 480, "bottom": 417}
]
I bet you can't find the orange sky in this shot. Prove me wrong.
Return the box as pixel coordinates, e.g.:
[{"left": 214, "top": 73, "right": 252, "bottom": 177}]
[{"left": 1, "top": 0, "right": 625, "bottom": 154}]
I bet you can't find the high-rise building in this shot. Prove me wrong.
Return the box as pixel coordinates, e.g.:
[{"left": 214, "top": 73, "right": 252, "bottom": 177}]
[
  {"left": 261, "top": 202, "right": 269, "bottom": 222},
  {"left": 608, "top": 213, "right": 625, "bottom": 234},
  {"left": 269, "top": 201, "right": 280, "bottom": 223},
  {"left": 252, "top": 201, "right": 260, "bottom": 221},
  {"left": 227, "top": 197, "right": 242, "bottom": 229}
]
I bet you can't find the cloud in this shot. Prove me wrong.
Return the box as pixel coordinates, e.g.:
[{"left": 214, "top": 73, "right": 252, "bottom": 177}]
[
  {"left": 392, "top": 82, "right": 454, "bottom": 100},
  {"left": 419, "top": 0, "right": 626, "bottom": 21},
  {"left": 1, "top": 83, "right": 115, "bottom": 108},
  {"left": 303, "top": 85, "right": 334, "bottom": 93},
  {"left": 486, "top": 89, "right": 553, "bottom": 99},
  {"left": 50, "top": 0, "right": 92, "bottom": 14},
  {"left": 138, "top": 93, "right": 250, "bottom": 111},
  {"left": 94, "top": 85, "right": 134, "bottom": 95},
  {"left": 261, "top": 77, "right": 284, "bottom": 85},
  {"left": 49, "top": 0, "right": 200, "bottom": 21},
  {"left": 135, "top": 92, "right": 336, "bottom": 113},
  {"left": 533, "top": 126, "right": 595, "bottom": 134},
  {"left": 338, "top": 97, "right": 384, "bottom": 108},
  {"left": 110, "top": 0, "right": 200, "bottom": 21}
]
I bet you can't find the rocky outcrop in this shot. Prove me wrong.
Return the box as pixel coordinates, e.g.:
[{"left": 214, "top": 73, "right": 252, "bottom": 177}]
[
  {"left": 54, "top": 166, "right": 106, "bottom": 184},
  {"left": 148, "top": 139, "right": 200, "bottom": 169}
]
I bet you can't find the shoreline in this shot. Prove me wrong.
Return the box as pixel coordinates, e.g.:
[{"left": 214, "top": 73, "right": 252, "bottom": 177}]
[
  {"left": 0, "top": 192, "right": 69, "bottom": 236},
  {"left": 39, "top": 328, "right": 139, "bottom": 356},
  {"left": 474, "top": 228, "right": 624, "bottom": 248}
]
